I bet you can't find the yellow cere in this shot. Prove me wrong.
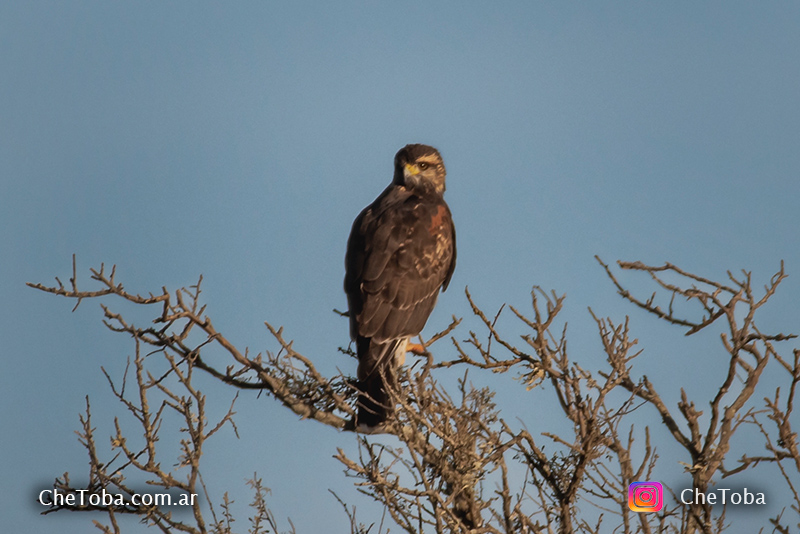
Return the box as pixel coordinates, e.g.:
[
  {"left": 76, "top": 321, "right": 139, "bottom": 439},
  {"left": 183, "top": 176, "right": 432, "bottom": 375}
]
[{"left": 404, "top": 163, "right": 420, "bottom": 176}]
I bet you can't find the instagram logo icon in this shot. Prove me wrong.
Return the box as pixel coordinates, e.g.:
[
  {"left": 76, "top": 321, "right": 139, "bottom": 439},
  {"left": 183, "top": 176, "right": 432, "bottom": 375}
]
[{"left": 628, "top": 482, "right": 663, "bottom": 512}]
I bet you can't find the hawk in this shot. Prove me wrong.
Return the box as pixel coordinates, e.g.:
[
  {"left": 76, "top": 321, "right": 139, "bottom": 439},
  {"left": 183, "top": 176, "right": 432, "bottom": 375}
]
[{"left": 344, "top": 144, "right": 456, "bottom": 432}]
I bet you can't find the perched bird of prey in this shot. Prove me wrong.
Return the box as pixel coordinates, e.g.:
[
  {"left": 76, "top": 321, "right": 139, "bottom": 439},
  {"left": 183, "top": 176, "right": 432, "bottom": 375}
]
[{"left": 344, "top": 144, "right": 456, "bottom": 432}]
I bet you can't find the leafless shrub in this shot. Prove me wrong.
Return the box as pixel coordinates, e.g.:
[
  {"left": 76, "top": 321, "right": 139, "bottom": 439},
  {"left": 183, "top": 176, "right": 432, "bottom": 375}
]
[{"left": 29, "top": 255, "right": 800, "bottom": 533}]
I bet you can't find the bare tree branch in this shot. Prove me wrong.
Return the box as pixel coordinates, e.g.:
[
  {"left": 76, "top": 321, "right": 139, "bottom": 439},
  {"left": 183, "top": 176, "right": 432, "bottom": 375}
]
[{"left": 30, "top": 256, "right": 800, "bottom": 533}]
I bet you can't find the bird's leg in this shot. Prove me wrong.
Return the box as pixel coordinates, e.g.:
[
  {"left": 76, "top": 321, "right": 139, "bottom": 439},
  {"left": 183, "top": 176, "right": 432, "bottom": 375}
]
[{"left": 406, "top": 342, "right": 427, "bottom": 355}]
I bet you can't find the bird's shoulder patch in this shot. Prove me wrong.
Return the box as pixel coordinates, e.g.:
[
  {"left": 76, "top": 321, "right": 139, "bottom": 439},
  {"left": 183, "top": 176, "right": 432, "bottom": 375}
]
[{"left": 428, "top": 204, "right": 449, "bottom": 234}]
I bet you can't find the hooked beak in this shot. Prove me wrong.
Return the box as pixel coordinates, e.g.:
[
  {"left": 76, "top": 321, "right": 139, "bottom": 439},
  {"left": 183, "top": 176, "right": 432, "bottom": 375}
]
[{"left": 404, "top": 163, "right": 420, "bottom": 178}]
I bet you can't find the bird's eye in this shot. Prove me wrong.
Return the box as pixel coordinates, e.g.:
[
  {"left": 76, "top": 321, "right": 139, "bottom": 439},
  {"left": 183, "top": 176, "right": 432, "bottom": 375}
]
[{"left": 418, "top": 162, "right": 429, "bottom": 170}]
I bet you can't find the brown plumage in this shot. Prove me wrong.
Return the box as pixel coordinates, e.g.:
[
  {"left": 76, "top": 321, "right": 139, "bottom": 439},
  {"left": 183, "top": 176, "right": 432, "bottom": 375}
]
[{"left": 344, "top": 144, "right": 456, "bottom": 432}]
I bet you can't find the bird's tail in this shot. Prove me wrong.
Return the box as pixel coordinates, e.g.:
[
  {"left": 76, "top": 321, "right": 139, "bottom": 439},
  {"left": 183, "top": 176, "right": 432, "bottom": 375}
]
[{"left": 356, "top": 336, "right": 406, "bottom": 432}]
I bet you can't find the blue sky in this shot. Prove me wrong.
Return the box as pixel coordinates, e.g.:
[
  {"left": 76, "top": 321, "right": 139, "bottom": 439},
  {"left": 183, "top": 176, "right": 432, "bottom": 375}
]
[{"left": 3, "top": 2, "right": 800, "bottom": 532}]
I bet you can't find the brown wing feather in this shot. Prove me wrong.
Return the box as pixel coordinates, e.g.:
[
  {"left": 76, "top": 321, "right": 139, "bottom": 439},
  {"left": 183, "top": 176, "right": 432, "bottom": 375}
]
[{"left": 345, "top": 184, "right": 455, "bottom": 343}]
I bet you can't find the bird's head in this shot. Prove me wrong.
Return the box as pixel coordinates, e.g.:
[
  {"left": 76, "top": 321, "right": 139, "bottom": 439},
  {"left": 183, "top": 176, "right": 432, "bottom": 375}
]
[{"left": 393, "top": 144, "right": 446, "bottom": 195}]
